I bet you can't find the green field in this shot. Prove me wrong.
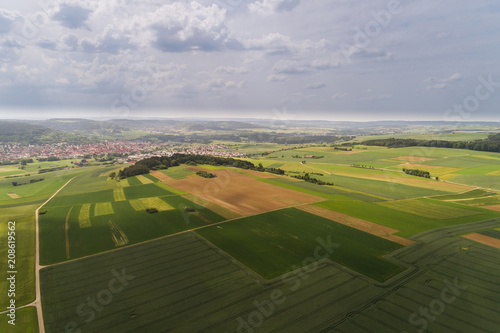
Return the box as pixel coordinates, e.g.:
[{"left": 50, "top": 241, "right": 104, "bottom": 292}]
[
  {"left": 4, "top": 147, "right": 500, "bottom": 332},
  {"left": 159, "top": 165, "right": 194, "bottom": 179},
  {"left": 0, "top": 306, "right": 38, "bottom": 333},
  {"left": 378, "top": 198, "right": 479, "bottom": 219},
  {"left": 314, "top": 199, "right": 500, "bottom": 237},
  {"left": 197, "top": 208, "right": 405, "bottom": 282},
  {"left": 129, "top": 197, "right": 174, "bottom": 211},
  {"left": 40, "top": 191, "right": 225, "bottom": 264},
  {"left": 40, "top": 217, "right": 500, "bottom": 333},
  {"left": 94, "top": 202, "right": 114, "bottom": 216},
  {"left": 0, "top": 216, "right": 36, "bottom": 308},
  {"left": 122, "top": 183, "right": 174, "bottom": 200}
]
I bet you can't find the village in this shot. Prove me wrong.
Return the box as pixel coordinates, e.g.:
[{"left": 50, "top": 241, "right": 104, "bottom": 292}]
[{"left": 0, "top": 141, "right": 247, "bottom": 163}]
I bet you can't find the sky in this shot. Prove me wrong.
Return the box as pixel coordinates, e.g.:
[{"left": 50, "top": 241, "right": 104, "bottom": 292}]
[{"left": 0, "top": 0, "right": 499, "bottom": 121}]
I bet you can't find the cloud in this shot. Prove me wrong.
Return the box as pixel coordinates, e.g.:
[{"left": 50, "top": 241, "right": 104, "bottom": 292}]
[
  {"left": 331, "top": 92, "right": 347, "bottom": 100},
  {"left": 37, "top": 39, "right": 57, "bottom": 50},
  {"left": 215, "top": 66, "right": 249, "bottom": 74},
  {"left": 361, "top": 94, "right": 393, "bottom": 101},
  {"left": 80, "top": 26, "right": 135, "bottom": 54},
  {"left": 150, "top": 2, "right": 232, "bottom": 52},
  {"left": 267, "top": 74, "right": 288, "bottom": 82},
  {"left": 201, "top": 78, "right": 245, "bottom": 90},
  {"left": 272, "top": 59, "right": 307, "bottom": 74},
  {"left": 307, "top": 82, "right": 326, "bottom": 89},
  {"left": 425, "top": 72, "right": 462, "bottom": 89},
  {"left": 0, "top": 10, "right": 19, "bottom": 34},
  {"left": 249, "top": 0, "right": 301, "bottom": 15},
  {"left": 53, "top": 4, "right": 92, "bottom": 29},
  {"left": 310, "top": 58, "right": 342, "bottom": 70},
  {"left": 352, "top": 49, "right": 393, "bottom": 62}
]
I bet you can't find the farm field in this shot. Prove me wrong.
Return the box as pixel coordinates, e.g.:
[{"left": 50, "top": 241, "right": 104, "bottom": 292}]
[
  {"left": 3, "top": 145, "right": 500, "bottom": 333},
  {"left": 197, "top": 208, "right": 406, "bottom": 282},
  {"left": 159, "top": 167, "right": 324, "bottom": 216},
  {"left": 40, "top": 218, "right": 500, "bottom": 333},
  {"left": 0, "top": 215, "right": 36, "bottom": 308},
  {"left": 0, "top": 306, "right": 38, "bottom": 333},
  {"left": 314, "top": 199, "right": 500, "bottom": 237}
]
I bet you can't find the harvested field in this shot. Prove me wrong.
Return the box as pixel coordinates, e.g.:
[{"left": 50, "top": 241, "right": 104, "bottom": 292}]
[
  {"left": 164, "top": 168, "right": 324, "bottom": 216},
  {"left": 463, "top": 233, "right": 500, "bottom": 249},
  {"left": 7, "top": 192, "right": 21, "bottom": 199},
  {"left": 482, "top": 205, "right": 500, "bottom": 212},
  {"left": 181, "top": 193, "right": 241, "bottom": 219},
  {"left": 297, "top": 204, "right": 414, "bottom": 246},
  {"left": 150, "top": 170, "right": 172, "bottom": 182}
]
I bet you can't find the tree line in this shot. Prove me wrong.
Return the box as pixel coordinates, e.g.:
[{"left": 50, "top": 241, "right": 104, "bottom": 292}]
[
  {"left": 291, "top": 173, "right": 334, "bottom": 186},
  {"left": 114, "top": 154, "right": 259, "bottom": 179},
  {"left": 362, "top": 134, "right": 500, "bottom": 153}
]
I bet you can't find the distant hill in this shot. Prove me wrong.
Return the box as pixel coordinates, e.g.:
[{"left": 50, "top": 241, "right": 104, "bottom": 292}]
[
  {"left": 184, "top": 121, "right": 264, "bottom": 131},
  {"left": 0, "top": 120, "right": 95, "bottom": 145},
  {"left": 23, "top": 119, "right": 127, "bottom": 133},
  {"left": 0, "top": 121, "right": 52, "bottom": 143}
]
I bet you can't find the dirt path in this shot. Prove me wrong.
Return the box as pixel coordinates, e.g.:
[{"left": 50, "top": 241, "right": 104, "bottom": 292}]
[{"left": 32, "top": 177, "right": 75, "bottom": 333}]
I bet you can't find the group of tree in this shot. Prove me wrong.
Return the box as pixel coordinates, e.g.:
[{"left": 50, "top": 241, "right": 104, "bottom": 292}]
[
  {"left": 362, "top": 134, "right": 500, "bottom": 153},
  {"left": 291, "top": 173, "right": 334, "bottom": 186},
  {"left": 196, "top": 170, "right": 217, "bottom": 178},
  {"left": 351, "top": 164, "right": 375, "bottom": 169},
  {"left": 38, "top": 166, "right": 66, "bottom": 174},
  {"left": 12, "top": 178, "right": 44, "bottom": 186},
  {"left": 114, "top": 154, "right": 287, "bottom": 179},
  {"left": 402, "top": 168, "right": 431, "bottom": 178},
  {"left": 255, "top": 163, "right": 285, "bottom": 175}
]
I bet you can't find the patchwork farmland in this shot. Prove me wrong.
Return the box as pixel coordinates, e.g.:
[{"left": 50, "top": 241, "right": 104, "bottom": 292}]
[{"left": 2, "top": 145, "right": 500, "bottom": 332}]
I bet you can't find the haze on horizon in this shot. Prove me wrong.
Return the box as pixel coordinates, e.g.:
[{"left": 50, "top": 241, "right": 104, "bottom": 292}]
[{"left": 0, "top": 0, "right": 499, "bottom": 121}]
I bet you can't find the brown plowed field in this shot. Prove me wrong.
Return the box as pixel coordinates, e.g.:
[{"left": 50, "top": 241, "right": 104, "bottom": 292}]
[
  {"left": 482, "top": 205, "right": 500, "bottom": 212},
  {"left": 463, "top": 233, "right": 500, "bottom": 249},
  {"left": 297, "top": 204, "right": 415, "bottom": 246},
  {"left": 157, "top": 168, "right": 324, "bottom": 216}
]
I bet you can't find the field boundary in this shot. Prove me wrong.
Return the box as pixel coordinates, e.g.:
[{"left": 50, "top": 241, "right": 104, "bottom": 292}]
[{"left": 297, "top": 204, "right": 415, "bottom": 246}]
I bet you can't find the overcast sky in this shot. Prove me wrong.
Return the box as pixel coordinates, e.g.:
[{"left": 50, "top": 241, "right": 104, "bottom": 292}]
[{"left": 0, "top": 0, "right": 499, "bottom": 121}]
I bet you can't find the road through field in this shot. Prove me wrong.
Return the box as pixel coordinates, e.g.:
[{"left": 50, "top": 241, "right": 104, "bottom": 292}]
[{"left": 33, "top": 177, "right": 75, "bottom": 333}]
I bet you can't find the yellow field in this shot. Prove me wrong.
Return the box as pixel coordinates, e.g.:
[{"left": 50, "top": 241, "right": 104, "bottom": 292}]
[
  {"left": 136, "top": 175, "right": 154, "bottom": 184},
  {"left": 305, "top": 163, "right": 469, "bottom": 193},
  {"left": 94, "top": 202, "right": 114, "bottom": 216},
  {"left": 113, "top": 188, "right": 126, "bottom": 201},
  {"left": 471, "top": 155, "right": 500, "bottom": 161},
  {"left": 115, "top": 179, "right": 129, "bottom": 187},
  {"left": 129, "top": 197, "right": 174, "bottom": 212},
  {"left": 78, "top": 204, "right": 92, "bottom": 228},
  {"left": 487, "top": 170, "right": 500, "bottom": 176},
  {"left": 378, "top": 199, "right": 478, "bottom": 219}
]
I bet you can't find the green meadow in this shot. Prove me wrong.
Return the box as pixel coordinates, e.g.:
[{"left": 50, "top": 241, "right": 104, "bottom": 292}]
[{"left": 197, "top": 208, "right": 406, "bottom": 282}]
